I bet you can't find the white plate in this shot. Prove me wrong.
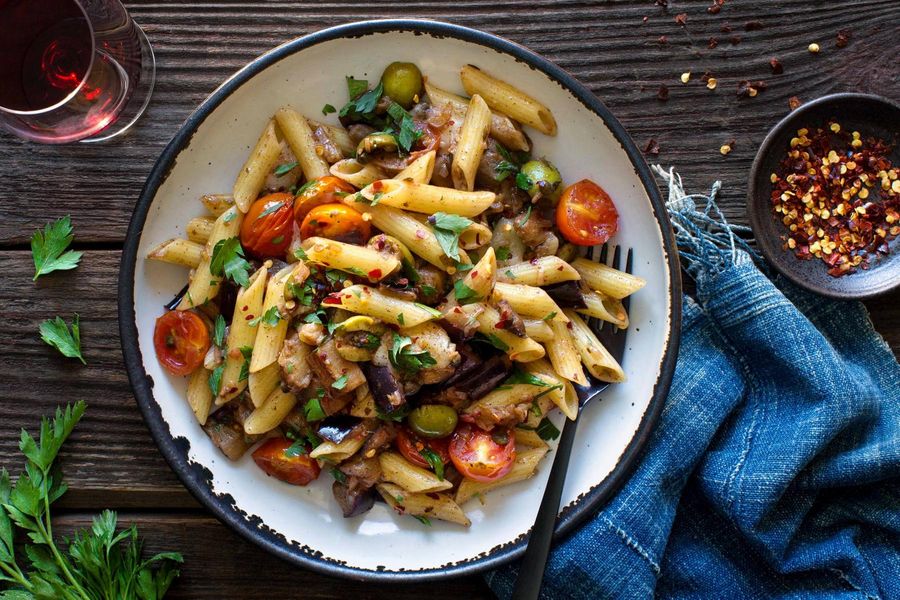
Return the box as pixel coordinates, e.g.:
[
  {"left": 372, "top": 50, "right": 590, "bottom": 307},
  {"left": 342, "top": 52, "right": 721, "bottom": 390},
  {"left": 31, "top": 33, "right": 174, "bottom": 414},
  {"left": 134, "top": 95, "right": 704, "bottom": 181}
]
[{"left": 119, "top": 20, "right": 681, "bottom": 581}]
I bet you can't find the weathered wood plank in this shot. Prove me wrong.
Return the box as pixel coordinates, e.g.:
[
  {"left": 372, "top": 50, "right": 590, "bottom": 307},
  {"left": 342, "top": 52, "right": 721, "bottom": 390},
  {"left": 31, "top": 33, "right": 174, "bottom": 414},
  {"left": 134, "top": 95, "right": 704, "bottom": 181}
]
[
  {"left": 0, "top": 0, "right": 897, "bottom": 244},
  {"left": 48, "top": 512, "right": 492, "bottom": 598}
]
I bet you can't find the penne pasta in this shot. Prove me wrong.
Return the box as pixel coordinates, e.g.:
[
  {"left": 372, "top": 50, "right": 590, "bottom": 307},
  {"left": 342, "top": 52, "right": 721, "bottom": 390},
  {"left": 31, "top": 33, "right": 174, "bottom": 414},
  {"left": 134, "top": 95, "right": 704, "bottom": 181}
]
[
  {"left": 578, "top": 290, "right": 629, "bottom": 329},
  {"left": 250, "top": 265, "right": 299, "bottom": 373},
  {"left": 456, "top": 446, "right": 549, "bottom": 504},
  {"left": 379, "top": 452, "right": 453, "bottom": 493},
  {"left": 544, "top": 319, "right": 588, "bottom": 386},
  {"left": 330, "top": 158, "right": 388, "bottom": 188},
  {"left": 217, "top": 266, "right": 267, "bottom": 404},
  {"left": 328, "top": 285, "right": 442, "bottom": 328},
  {"left": 357, "top": 179, "right": 495, "bottom": 218},
  {"left": 496, "top": 256, "right": 581, "bottom": 286},
  {"left": 243, "top": 388, "right": 298, "bottom": 435},
  {"left": 424, "top": 81, "right": 530, "bottom": 152},
  {"left": 348, "top": 384, "right": 377, "bottom": 419},
  {"left": 186, "top": 367, "right": 213, "bottom": 425},
  {"left": 147, "top": 238, "right": 203, "bottom": 269},
  {"left": 376, "top": 483, "right": 470, "bottom": 527},
  {"left": 463, "top": 374, "right": 559, "bottom": 418},
  {"left": 307, "top": 118, "right": 355, "bottom": 156},
  {"left": 571, "top": 257, "right": 646, "bottom": 299},
  {"left": 178, "top": 206, "right": 244, "bottom": 310},
  {"left": 233, "top": 119, "right": 281, "bottom": 212},
  {"left": 310, "top": 435, "right": 366, "bottom": 462},
  {"left": 186, "top": 217, "right": 215, "bottom": 244},
  {"left": 274, "top": 107, "right": 331, "bottom": 181},
  {"left": 458, "top": 247, "right": 496, "bottom": 300},
  {"left": 522, "top": 318, "right": 553, "bottom": 343},
  {"left": 301, "top": 236, "right": 399, "bottom": 281},
  {"left": 466, "top": 304, "right": 545, "bottom": 362},
  {"left": 394, "top": 150, "right": 436, "bottom": 184},
  {"left": 492, "top": 282, "right": 568, "bottom": 323},
  {"left": 563, "top": 310, "right": 626, "bottom": 383},
  {"left": 525, "top": 357, "right": 575, "bottom": 420},
  {"left": 460, "top": 65, "right": 558, "bottom": 136},
  {"left": 200, "top": 193, "right": 234, "bottom": 216},
  {"left": 451, "top": 94, "right": 491, "bottom": 191},
  {"left": 248, "top": 362, "right": 281, "bottom": 408},
  {"left": 514, "top": 428, "right": 549, "bottom": 449},
  {"left": 458, "top": 221, "right": 493, "bottom": 250}
]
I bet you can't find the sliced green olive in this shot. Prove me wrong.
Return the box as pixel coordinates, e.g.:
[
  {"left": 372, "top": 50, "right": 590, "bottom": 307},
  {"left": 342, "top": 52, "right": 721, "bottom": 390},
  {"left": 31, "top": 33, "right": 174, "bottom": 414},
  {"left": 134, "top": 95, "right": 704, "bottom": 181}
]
[
  {"left": 381, "top": 62, "right": 423, "bottom": 108},
  {"left": 356, "top": 132, "right": 398, "bottom": 163},
  {"left": 520, "top": 159, "right": 563, "bottom": 202},
  {"left": 407, "top": 405, "right": 458, "bottom": 439}
]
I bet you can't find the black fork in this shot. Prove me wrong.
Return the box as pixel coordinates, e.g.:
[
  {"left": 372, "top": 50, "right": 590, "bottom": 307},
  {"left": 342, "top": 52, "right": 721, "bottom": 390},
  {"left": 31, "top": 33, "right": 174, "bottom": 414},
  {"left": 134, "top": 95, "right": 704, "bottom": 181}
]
[{"left": 511, "top": 245, "right": 633, "bottom": 600}]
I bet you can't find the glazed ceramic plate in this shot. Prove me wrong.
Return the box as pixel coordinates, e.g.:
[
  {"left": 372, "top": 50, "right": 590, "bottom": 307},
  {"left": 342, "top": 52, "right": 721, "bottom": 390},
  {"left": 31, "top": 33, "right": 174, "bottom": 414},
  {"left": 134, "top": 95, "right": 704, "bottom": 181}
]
[{"left": 120, "top": 20, "right": 681, "bottom": 581}]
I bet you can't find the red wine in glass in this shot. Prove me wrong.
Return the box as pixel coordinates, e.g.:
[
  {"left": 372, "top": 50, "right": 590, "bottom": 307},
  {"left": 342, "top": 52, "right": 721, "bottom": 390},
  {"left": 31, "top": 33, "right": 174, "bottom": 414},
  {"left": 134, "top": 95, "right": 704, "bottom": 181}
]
[{"left": 0, "top": 0, "right": 155, "bottom": 143}]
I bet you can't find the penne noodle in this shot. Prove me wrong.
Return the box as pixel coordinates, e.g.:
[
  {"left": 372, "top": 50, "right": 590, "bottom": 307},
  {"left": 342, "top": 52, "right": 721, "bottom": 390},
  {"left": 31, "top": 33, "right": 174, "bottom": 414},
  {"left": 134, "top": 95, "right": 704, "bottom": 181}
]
[
  {"left": 578, "top": 290, "right": 629, "bottom": 329},
  {"left": 458, "top": 221, "right": 493, "bottom": 250},
  {"left": 307, "top": 118, "right": 355, "bottom": 156},
  {"left": 186, "top": 217, "right": 215, "bottom": 244},
  {"left": 463, "top": 372, "right": 559, "bottom": 419},
  {"left": 394, "top": 150, "right": 436, "bottom": 184},
  {"left": 274, "top": 107, "right": 331, "bottom": 181},
  {"left": 458, "top": 247, "right": 496, "bottom": 300},
  {"left": 328, "top": 285, "right": 442, "bottom": 328},
  {"left": 330, "top": 158, "right": 388, "bottom": 188},
  {"left": 248, "top": 362, "right": 281, "bottom": 408},
  {"left": 460, "top": 65, "right": 557, "bottom": 136},
  {"left": 147, "top": 238, "right": 203, "bottom": 269},
  {"left": 217, "top": 266, "right": 267, "bottom": 404},
  {"left": 376, "top": 483, "right": 470, "bottom": 527},
  {"left": 492, "top": 282, "right": 568, "bottom": 323},
  {"left": 525, "top": 357, "right": 575, "bottom": 420},
  {"left": 186, "top": 367, "right": 213, "bottom": 425},
  {"left": 467, "top": 304, "right": 545, "bottom": 362},
  {"left": 178, "top": 206, "right": 244, "bottom": 310},
  {"left": 233, "top": 119, "right": 281, "bottom": 212},
  {"left": 301, "top": 236, "right": 399, "bottom": 281},
  {"left": 348, "top": 384, "right": 377, "bottom": 419},
  {"left": 424, "top": 81, "right": 530, "bottom": 152},
  {"left": 357, "top": 179, "right": 495, "bottom": 218},
  {"left": 455, "top": 446, "right": 549, "bottom": 504},
  {"left": 310, "top": 435, "right": 366, "bottom": 462},
  {"left": 250, "top": 265, "right": 298, "bottom": 373},
  {"left": 379, "top": 452, "right": 453, "bottom": 493},
  {"left": 451, "top": 94, "right": 491, "bottom": 191},
  {"left": 571, "top": 257, "right": 646, "bottom": 299},
  {"left": 563, "top": 310, "right": 626, "bottom": 383},
  {"left": 514, "top": 428, "right": 550, "bottom": 449},
  {"left": 200, "top": 193, "right": 234, "bottom": 216},
  {"left": 545, "top": 319, "right": 588, "bottom": 386},
  {"left": 243, "top": 388, "right": 298, "bottom": 435},
  {"left": 496, "top": 256, "right": 581, "bottom": 286},
  {"left": 522, "top": 318, "right": 553, "bottom": 343}
]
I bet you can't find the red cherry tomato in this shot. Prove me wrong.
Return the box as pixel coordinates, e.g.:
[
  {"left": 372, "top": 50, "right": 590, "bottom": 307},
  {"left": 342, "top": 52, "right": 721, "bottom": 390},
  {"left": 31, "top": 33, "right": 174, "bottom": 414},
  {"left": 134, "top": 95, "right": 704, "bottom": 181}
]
[
  {"left": 293, "top": 176, "right": 357, "bottom": 224},
  {"left": 299, "top": 203, "right": 371, "bottom": 243},
  {"left": 449, "top": 423, "right": 516, "bottom": 482},
  {"left": 241, "top": 192, "right": 294, "bottom": 258},
  {"left": 555, "top": 179, "right": 619, "bottom": 246},
  {"left": 396, "top": 427, "right": 450, "bottom": 469},
  {"left": 153, "top": 310, "right": 210, "bottom": 376},
  {"left": 252, "top": 437, "right": 321, "bottom": 486}
]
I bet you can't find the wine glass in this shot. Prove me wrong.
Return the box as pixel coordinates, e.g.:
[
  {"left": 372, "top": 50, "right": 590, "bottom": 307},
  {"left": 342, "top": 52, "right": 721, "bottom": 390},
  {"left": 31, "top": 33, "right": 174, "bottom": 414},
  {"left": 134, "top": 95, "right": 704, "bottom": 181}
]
[{"left": 0, "top": 0, "right": 156, "bottom": 143}]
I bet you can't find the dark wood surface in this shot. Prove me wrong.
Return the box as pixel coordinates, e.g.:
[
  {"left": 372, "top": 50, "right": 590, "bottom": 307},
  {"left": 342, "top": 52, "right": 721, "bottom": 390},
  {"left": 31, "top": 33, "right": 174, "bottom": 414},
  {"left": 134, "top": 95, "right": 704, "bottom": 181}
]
[{"left": 1, "top": 1, "right": 897, "bottom": 598}]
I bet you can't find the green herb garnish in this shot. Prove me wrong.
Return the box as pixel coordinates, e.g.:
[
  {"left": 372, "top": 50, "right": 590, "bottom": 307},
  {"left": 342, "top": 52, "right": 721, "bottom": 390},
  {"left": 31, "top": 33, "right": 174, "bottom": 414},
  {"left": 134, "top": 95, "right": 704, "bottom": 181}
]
[
  {"left": 389, "top": 333, "right": 437, "bottom": 374},
  {"left": 429, "top": 212, "right": 473, "bottom": 261},
  {"left": 31, "top": 216, "right": 83, "bottom": 280},
  {"left": 39, "top": 314, "right": 85, "bottom": 364},
  {"left": 418, "top": 448, "right": 445, "bottom": 480},
  {"left": 209, "top": 237, "right": 252, "bottom": 287},
  {"left": 273, "top": 162, "right": 298, "bottom": 177}
]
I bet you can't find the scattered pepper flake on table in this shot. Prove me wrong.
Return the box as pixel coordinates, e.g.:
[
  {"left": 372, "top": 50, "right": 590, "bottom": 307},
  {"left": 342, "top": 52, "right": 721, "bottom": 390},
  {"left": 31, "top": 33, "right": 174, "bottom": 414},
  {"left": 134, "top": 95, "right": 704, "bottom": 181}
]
[
  {"left": 675, "top": 13, "right": 687, "bottom": 26},
  {"left": 808, "top": 42, "right": 820, "bottom": 53},
  {"left": 836, "top": 29, "right": 851, "bottom": 48},
  {"left": 644, "top": 138, "right": 661, "bottom": 155},
  {"left": 789, "top": 96, "right": 803, "bottom": 110},
  {"left": 769, "top": 57, "right": 783, "bottom": 74},
  {"left": 745, "top": 20, "right": 764, "bottom": 31},
  {"left": 680, "top": 72, "right": 691, "bottom": 84},
  {"left": 720, "top": 141, "right": 734, "bottom": 155},
  {"left": 708, "top": 37, "right": 719, "bottom": 49},
  {"left": 770, "top": 122, "right": 900, "bottom": 276},
  {"left": 707, "top": 0, "right": 724, "bottom": 15},
  {"left": 657, "top": 84, "right": 670, "bottom": 101}
]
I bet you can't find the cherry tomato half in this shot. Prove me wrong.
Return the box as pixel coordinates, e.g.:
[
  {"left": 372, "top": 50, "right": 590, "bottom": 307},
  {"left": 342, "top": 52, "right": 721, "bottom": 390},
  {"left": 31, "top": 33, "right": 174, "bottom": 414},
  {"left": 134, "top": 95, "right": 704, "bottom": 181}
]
[
  {"left": 396, "top": 426, "right": 450, "bottom": 470},
  {"left": 449, "top": 423, "right": 516, "bottom": 483},
  {"left": 293, "top": 176, "right": 356, "bottom": 224},
  {"left": 252, "top": 437, "right": 321, "bottom": 486},
  {"left": 300, "top": 203, "right": 371, "bottom": 243},
  {"left": 555, "top": 179, "right": 619, "bottom": 246},
  {"left": 241, "top": 192, "right": 294, "bottom": 258},
  {"left": 153, "top": 310, "right": 210, "bottom": 376}
]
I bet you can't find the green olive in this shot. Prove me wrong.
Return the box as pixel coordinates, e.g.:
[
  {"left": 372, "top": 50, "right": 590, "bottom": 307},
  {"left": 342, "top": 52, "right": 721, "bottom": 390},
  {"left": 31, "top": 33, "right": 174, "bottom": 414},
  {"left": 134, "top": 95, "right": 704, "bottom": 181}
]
[
  {"left": 520, "top": 159, "right": 563, "bottom": 202},
  {"left": 381, "top": 62, "right": 423, "bottom": 108},
  {"left": 407, "top": 405, "right": 458, "bottom": 439}
]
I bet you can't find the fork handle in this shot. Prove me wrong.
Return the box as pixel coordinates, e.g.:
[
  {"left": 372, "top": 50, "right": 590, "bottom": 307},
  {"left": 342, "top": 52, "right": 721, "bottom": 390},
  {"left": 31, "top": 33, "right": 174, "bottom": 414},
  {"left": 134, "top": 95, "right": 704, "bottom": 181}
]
[{"left": 511, "top": 416, "right": 580, "bottom": 600}]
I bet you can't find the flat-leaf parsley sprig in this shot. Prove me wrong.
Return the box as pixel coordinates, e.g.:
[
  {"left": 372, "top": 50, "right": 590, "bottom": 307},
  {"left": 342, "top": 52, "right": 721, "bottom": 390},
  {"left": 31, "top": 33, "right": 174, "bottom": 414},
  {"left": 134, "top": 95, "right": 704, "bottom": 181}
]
[
  {"left": 31, "top": 216, "right": 83, "bottom": 281},
  {"left": 0, "top": 402, "right": 183, "bottom": 599}
]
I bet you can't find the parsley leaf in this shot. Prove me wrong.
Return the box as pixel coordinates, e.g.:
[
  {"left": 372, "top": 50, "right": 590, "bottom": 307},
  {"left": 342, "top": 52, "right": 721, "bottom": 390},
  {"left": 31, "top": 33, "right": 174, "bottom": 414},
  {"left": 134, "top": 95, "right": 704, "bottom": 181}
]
[
  {"left": 284, "top": 439, "right": 308, "bottom": 457},
  {"left": 339, "top": 80, "right": 383, "bottom": 119},
  {"left": 495, "top": 246, "right": 512, "bottom": 261},
  {"left": 487, "top": 333, "right": 510, "bottom": 352},
  {"left": 304, "top": 389, "right": 327, "bottom": 421},
  {"left": 419, "top": 447, "right": 445, "bottom": 480},
  {"left": 209, "top": 237, "right": 252, "bottom": 288},
  {"left": 273, "top": 162, "right": 298, "bottom": 177},
  {"left": 429, "top": 212, "right": 473, "bottom": 261},
  {"left": 494, "top": 160, "right": 519, "bottom": 182},
  {"left": 249, "top": 306, "right": 282, "bottom": 327},
  {"left": 39, "top": 314, "right": 85, "bottom": 364},
  {"left": 516, "top": 171, "right": 533, "bottom": 192},
  {"left": 518, "top": 204, "right": 533, "bottom": 227},
  {"left": 332, "top": 373, "right": 350, "bottom": 390},
  {"left": 294, "top": 246, "right": 309, "bottom": 261},
  {"left": 238, "top": 346, "right": 253, "bottom": 382},
  {"left": 208, "top": 364, "right": 224, "bottom": 396},
  {"left": 289, "top": 279, "right": 316, "bottom": 306},
  {"left": 330, "top": 467, "right": 348, "bottom": 484},
  {"left": 346, "top": 76, "right": 369, "bottom": 100},
  {"left": 412, "top": 515, "right": 432, "bottom": 526},
  {"left": 503, "top": 369, "right": 550, "bottom": 387},
  {"left": 322, "top": 103, "right": 337, "bottom": 115},
  {"left": 542, "top": 311, "right": 557, "bottom": 321},
  {"left": 31, "top": 216, "right": 83, "bottom": 280},
  {"left": 397, "top": 312, "right": 405, "bottom": 326},
  {"left": 389, "top": 333, "right": 437, "bottom": 374},
  {"left": 386, "top": 102, "right": 423, "bottom": 152},
  {"left": 536, "top": 417, "right": 561, "bottom": 440},
  {"left": 256, "top": 200, "right": 287, "bottom": 219},
  {"left": 213, "top": 314, "right": 227, "bottom": 348},
  {"left": 453, "top": 279, "right": 479, "bottom": 303}
]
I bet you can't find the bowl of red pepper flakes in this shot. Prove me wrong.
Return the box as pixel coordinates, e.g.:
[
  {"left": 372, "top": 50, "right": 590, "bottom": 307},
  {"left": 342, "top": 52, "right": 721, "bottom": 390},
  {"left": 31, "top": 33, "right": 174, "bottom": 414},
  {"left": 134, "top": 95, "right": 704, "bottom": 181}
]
[{"left": 748, "top": 93, "right": 900, "bottom": 299}]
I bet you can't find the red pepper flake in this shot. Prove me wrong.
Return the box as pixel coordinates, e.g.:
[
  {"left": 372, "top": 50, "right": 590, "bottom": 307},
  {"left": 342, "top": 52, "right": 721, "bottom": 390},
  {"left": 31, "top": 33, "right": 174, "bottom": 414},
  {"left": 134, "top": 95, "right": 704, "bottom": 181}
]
[
  {"left": 708, "top": 37, "right": 719, "bottom": 49},
  {"left": 730, "top": 35, "right": 742, "bottom": 45},
  {"left": 471, "top": 270, "right": 479, "bottom": 279},
  {"left": 744, "top": 20, "right": 764, "bottom": 31},
  {"left": 836, "top": 29, "right": 851, "bottom": 48},
  {"left": 657, "top": 35, "right": 668, "bottom": 44},
  {"left": 737, "top": 80, "right": 766, "bottom": 98},
  {"left": 642, "top": 16, "right": 649, "bottom": 23},
  {"left": 769, "top": 57, "right": 783, "bottom": 74},
  {"left": 720, "top": 23, "right": 732, "bottom": 33},
  {"left": 707, "top": 0, "right": 724, "bottom": 14},
  {"left": 368, "top": 268, "right": 382, "bottom": 279},
  {"left": 644, "top": 138, "right": 661, "bottom": 155},
  {"left": 657, "top": 84, "right": 670, "bottom": 101},
  {"left": 674, "top": 13, "right": 687, "bottom": 26},
  {"left": 372, "top": 180, "right": 383, "bottom": 191},
  {"left": 655, "top": 0, "right": 668, "bottom": 6},
  {"left": 322, "top": 294, "right": 343, "bottom": 305},
  {"left": 788, "top": 96, "right": 803, "bottom": 110},
  {"left": 245, "top": 314, "right": 254, "bottom": 321}
]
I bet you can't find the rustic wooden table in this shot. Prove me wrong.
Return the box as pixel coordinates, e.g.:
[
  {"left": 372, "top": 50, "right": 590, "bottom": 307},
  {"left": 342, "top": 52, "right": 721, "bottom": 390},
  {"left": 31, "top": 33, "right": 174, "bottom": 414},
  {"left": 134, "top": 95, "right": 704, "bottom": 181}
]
[{"left": 1, "top": 1, "right": 898, "bottom": 598}]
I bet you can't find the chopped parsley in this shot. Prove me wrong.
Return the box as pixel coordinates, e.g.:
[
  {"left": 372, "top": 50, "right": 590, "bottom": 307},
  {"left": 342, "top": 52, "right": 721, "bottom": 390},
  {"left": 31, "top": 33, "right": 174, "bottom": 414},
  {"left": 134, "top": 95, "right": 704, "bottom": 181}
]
[
  {"left": 39, "top": 314, "right": 85, "bottom": 364},
  {"left": 330, "top": 467, "right": 348, "bottom": 484},
  {"left": 420, "top": 284, "right": 437, "bottom": 296},
  {"left": 397, "top": 312, "right": 405, "bottom": 326},
  {"left": 386, "top": 102, "right": 423, "bottom": 152},
  {"left": 288, "top": 279, "right": 316, "bottom": 306},
  {"left": 339, "top": 79, "right": 383, "bottom": 120},
  {"left": 518, "top": 204, "right": 533, "bottom": 227},
  {"left": 494, "top": 160, "right": 519, "bottom": 182},
  {"left": 209, "top": 237, "right": 252, "bottom": 287},
  {"left": 419, "top": 447, "right": 445, "bottom": 480},
  {"left": 31, "top": 215, "right": 83, "bottom": 280},
  {"left": 453, "top": 279, "right": 479, "bottom": 303},
  {"left": 322, "top": 103, "right": 336, "bottom": 115},
  {"left": 389, "top": 333, "right": 437, "bottom": 373},
  {"left": 486, "top": 333, "right": 510, "bottom": 352},
  {"left": 429, "top": 212, "right": 473, "bottom": 261},
  {"left": 535, "top": 417, "right": 561, "bottom": 440},
  {"left": 293, "top": 246, "right": 309, "bottom": 261},
  {"left": 249, "top": 306, "right": 282, "bottom": 328},
  {"left": 256, "top": 200, "right": 286, "bottom": 219},
  {"left": 208, "top": 364, "right": 224, "bottom": 396},
  {"left": 515, "top": 171, "right": 533, "bottom": 192},
  {"left": 284, "top": 439, "right": 308, "bottom": 457},
  {"left": 332, "top": 373, "right": 350, "bottom": 390},
  {"left": 412, "top": 515, "right": 432, "bottom": 526},
  {"left": 495, "top": 246, "right": 512, "bottom": 261},
  {"left": 273, "top": 162, "right": 298, "bottom": 177},
  {"left": 542, "top": 311, "right": 557, "bottom": 321},
  {"left": 213, "top": 314, "right": 227, "bottom": 347},
  {"left": 503, "top": 369, "right": 551, "bottom": 387},
  {"left": 304, "top": 388, "right": 327, "bottom": 421},
  {"left": 237, "top": 346, "right": 253, "bottom": 382}
]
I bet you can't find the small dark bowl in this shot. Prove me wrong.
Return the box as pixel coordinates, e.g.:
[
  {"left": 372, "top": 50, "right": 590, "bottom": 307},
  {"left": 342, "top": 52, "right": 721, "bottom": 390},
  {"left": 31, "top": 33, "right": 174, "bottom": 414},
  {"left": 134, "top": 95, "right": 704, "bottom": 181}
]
[{"left": 747, "top": 93, "right": 900, "bottom": 299}]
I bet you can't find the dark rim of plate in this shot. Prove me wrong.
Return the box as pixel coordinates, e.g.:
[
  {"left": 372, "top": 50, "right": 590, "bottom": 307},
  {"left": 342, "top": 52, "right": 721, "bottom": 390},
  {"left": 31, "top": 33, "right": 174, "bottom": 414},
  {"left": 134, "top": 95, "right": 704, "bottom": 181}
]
[{"left": 118, "top": 19, "right": 682, "bottom": 582}]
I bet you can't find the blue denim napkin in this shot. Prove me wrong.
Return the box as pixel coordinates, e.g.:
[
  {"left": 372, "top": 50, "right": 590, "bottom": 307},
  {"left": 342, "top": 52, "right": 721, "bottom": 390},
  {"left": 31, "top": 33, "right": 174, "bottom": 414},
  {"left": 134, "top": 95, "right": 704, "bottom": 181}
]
[{"left": 486, "top": 168, "right": 900, "bottom": 599}]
